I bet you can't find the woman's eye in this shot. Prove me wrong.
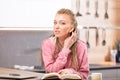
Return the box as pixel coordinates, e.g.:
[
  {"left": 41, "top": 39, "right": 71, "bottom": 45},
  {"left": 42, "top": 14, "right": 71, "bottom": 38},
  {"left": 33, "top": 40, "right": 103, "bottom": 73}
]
[
  {"left": 60, "top": 22, "right": 66, "bottom": 25},
  {"left": 54, "top": 21, "right": 57, "bottom": 25}
]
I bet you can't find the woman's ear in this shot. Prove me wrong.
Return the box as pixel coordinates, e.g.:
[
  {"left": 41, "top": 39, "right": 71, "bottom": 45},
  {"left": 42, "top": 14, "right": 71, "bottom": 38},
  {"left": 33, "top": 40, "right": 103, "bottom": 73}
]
[{"left": 69, "top": 27, "right": 75, "bottom": 33}]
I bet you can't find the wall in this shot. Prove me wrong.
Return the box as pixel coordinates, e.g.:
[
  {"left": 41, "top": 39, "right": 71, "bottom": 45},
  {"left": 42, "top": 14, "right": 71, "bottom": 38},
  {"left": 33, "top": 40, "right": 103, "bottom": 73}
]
[
  {"left": 0, "top": 30, "right": 52, "bottom": 69},
  {"left": 0, "top": 0, "right": 71, "bottom": 27},
  {"left": 71, "top": 0, "right": 120, "bottom": 27}
]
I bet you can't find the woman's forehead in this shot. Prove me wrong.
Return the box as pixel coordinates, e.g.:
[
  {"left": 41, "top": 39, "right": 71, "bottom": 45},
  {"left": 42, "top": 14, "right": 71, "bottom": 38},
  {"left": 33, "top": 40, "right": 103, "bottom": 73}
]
[{"left": 54, "top": 14, "right": 71, "bottom": 21}]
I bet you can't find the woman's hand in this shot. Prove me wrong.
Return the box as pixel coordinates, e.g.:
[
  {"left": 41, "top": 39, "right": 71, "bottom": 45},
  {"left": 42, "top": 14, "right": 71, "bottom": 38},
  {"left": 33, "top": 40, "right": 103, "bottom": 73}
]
[
  {"left": 64, "top": 31, "right": 78, "bottom": 49},
  {"left": 58, "top": 69, "right": 73, "bottom": 75}
]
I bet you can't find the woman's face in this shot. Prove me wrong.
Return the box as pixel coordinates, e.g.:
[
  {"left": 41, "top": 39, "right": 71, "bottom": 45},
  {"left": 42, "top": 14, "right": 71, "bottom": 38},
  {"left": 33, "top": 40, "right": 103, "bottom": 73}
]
[{"left": 53, "top": 14, "right": 74, "bottom": 39}]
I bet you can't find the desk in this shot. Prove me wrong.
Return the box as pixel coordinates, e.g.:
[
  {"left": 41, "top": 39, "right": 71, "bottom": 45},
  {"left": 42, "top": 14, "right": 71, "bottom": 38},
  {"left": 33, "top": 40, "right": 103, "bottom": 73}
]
[{"left": 0, "top": 67, "right": 44, "bottom": 80}]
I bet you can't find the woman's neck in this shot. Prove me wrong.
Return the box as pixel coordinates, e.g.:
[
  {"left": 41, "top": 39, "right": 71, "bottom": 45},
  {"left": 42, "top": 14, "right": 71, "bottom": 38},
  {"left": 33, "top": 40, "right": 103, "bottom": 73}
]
[
  {"left": 58, "top": 38, "right": 64, "bottom": 47},
  {"left": 58, "top": 36, "right": 69, "bottom": 47}
]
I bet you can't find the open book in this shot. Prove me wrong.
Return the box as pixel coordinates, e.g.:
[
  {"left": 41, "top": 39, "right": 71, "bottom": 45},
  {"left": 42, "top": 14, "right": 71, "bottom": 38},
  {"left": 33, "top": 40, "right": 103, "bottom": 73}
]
[{"left": 41, "top": 72, "right": 81, "bottom": 80}]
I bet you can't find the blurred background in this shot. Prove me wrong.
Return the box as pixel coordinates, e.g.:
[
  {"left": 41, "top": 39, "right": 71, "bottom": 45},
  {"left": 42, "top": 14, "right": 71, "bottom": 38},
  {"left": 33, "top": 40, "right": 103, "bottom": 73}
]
[{"left": 0, "top": 0, "right": 120, "bottom": 79}]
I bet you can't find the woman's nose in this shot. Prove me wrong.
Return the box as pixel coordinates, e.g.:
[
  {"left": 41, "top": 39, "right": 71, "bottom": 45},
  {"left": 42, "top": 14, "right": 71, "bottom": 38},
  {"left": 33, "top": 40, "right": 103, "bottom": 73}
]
[{"left": 54, "top": 24, "right": 59, "bottom": 29}]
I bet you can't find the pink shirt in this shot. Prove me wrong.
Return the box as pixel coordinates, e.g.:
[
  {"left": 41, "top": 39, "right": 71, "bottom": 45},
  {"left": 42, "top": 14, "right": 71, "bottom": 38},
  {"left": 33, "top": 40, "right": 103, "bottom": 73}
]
[{"left": 41, "top": 37, "right": 89, "bottom": 80}]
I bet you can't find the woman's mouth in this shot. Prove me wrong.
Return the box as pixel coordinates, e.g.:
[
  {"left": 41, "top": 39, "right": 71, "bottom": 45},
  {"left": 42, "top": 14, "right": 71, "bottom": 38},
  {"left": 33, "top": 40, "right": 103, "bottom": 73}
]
[{"left": 55, "top": 30, "right": 60, "bottom": 33}]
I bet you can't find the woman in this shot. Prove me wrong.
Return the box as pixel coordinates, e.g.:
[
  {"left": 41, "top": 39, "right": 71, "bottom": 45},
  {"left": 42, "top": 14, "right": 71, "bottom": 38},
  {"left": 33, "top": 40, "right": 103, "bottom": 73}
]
[{"left": 41, "top": 8, "right": 89, "bottom": 80}]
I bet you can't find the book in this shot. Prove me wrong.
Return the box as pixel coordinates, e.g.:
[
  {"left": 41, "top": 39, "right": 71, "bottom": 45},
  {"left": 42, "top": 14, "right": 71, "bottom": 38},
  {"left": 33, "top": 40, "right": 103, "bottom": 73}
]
[{"left": 41, "top": 72, "right": 81, "bottom": 80}]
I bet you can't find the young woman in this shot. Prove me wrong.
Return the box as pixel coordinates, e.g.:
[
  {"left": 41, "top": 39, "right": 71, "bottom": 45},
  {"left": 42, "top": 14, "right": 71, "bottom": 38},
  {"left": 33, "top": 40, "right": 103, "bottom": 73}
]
[{"left": 41, "top": 8, "right": 89, "bottom": 80}]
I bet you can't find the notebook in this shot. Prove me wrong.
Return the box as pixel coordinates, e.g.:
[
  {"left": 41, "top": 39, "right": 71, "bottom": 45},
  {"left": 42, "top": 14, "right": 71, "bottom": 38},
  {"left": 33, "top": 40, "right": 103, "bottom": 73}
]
[{"left": 0, "top": 73, "right": 37, "bottom": 79}]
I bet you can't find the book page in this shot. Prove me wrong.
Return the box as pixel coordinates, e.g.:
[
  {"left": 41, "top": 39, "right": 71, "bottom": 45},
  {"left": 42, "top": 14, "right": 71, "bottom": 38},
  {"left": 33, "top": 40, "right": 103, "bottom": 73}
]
[
  {"left": 61, "top": 74, "right": 81, "bottom": 80},
  {"left": 41, "top": 73, "right": 61, "bottom": 79}
]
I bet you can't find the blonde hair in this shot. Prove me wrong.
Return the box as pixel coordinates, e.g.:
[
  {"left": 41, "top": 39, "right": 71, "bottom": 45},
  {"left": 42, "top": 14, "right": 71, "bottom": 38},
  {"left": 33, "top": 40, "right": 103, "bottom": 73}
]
[
  {"left": 53, "top": 8, "right": 78, "bottom": 70},
  {"left": 57, "top": 8, "right": 78, "bottom": 29}
]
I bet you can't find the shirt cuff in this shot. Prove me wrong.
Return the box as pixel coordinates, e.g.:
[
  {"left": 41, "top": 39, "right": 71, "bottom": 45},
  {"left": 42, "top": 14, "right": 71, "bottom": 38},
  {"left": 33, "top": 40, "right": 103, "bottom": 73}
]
[{"left": 61, "top": 48, "right": 71, "bottom": 57}]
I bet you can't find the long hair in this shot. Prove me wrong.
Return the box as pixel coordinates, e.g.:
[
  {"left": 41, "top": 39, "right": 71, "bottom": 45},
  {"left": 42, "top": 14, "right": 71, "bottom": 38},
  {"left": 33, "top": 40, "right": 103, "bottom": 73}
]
[{"left": 52, "top": 8, "right": 79, "bottom": 70}]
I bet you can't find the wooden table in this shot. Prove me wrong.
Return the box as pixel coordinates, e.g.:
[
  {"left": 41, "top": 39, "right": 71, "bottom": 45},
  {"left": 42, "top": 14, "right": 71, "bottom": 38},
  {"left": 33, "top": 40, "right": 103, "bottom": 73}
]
[{"left": 0, "top": 67, "right": 44, "bottom": 80}]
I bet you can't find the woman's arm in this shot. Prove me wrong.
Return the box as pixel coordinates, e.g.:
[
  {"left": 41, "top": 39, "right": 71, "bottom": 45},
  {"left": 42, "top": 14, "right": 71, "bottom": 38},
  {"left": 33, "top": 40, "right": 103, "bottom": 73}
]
[
  {"left": 57, "top": 45, "right": 89, "bottom": 80},
  {"left": 41, "top": 39, "right": 71, "bottom": 72}
]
